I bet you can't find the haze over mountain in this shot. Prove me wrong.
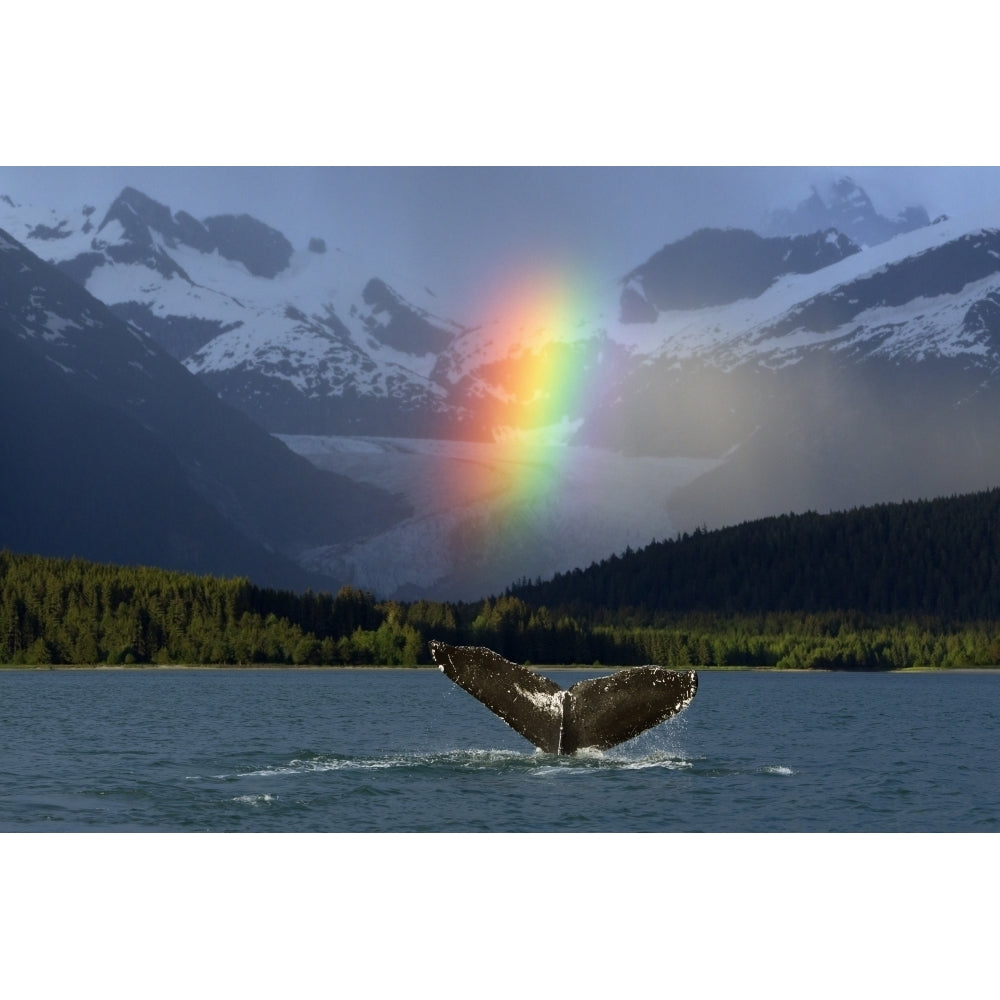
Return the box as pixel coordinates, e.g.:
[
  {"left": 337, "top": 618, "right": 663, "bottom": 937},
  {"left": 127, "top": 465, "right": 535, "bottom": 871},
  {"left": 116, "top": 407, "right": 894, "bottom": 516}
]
[
  {"left": 5, "top": 170, "right": 1000, "bottom": 600},
  {"left": 760, "top": 175, "right": 934, "bottom": 246}
]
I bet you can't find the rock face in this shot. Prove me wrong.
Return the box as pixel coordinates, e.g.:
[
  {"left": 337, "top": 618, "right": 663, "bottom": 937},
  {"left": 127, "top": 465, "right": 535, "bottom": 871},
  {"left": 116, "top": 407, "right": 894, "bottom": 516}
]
[
  {"left": 87, "top": 186, "right": 294, "bottom": 278},
  {"left": 200, "top": 212, "right": 294, "bottom": 278},
  {"left": 619, "top": 227, "right": 861, "bottom": 319}
]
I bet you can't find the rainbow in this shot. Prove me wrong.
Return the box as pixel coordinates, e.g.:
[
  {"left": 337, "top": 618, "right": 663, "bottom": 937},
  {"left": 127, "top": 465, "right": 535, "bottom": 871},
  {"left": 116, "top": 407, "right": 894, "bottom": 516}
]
[
  {"left": 409, "top": 262, "right": 654, "bottom": 596},
  {"left": 453, "top": 261, "right": 609, "bottom": 507}
]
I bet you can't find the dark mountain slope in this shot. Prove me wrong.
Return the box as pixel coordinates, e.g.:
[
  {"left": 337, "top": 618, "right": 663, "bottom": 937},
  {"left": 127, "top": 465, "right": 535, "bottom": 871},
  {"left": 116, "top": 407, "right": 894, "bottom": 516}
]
[
  {"left": 620, "top": 227, "right": 860, "bottom": 319},
  {"left": 0, "top": 330, "right": 325, "bottom": 587},
  {"left": 0, "top": 227, "right": 409, "bottom": 587}
]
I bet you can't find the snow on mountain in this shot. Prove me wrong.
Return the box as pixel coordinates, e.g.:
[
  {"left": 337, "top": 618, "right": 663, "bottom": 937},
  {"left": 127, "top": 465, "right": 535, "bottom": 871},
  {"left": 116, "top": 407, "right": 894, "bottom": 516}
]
[
  {"left": 607, "top": 202, "right": 1000, "bottom": 371},
  {"left": 618, "top": 227, "right": 863, "bottom": 321},
  {"left": 0, "top": 187, "right": 468, "bottom": 437},
  {"left": 9, "top": 178, "right": 990, "bottom": 453}
]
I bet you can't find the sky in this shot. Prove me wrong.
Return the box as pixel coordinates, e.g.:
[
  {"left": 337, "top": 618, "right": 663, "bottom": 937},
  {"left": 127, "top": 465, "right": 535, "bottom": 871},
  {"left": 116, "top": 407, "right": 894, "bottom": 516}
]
[{"left": 5, "top": 164, "right": 1000, "bottom": 319}]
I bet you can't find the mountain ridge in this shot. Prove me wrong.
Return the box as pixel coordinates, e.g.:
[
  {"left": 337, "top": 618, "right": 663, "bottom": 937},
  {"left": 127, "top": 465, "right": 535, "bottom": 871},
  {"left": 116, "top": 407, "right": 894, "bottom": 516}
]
[
  {"left": 619, "top": 226, "right": 862, "bottom": 318},
  {"left": 6, "top": 178, "right": 975, "bottom": 446}
]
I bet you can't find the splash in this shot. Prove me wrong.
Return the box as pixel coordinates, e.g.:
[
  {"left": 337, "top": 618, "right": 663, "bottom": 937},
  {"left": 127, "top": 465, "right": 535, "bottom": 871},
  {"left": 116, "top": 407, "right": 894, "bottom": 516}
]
[{"left": 232, "top": 793, "right": 277, "bottom": 805}]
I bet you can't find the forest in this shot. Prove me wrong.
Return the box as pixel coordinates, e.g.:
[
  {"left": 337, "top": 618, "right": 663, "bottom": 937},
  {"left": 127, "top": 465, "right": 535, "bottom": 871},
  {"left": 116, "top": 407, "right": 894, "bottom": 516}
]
[{"left": 4, "top": 486, "right": 1000, "bottom": 669}]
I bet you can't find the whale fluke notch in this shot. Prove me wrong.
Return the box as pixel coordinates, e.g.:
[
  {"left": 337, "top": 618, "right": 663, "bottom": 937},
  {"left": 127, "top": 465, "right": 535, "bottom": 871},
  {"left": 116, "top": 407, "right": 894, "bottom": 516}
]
[{"left": 429, "top": 641, "right": 697, "bottom": 754}]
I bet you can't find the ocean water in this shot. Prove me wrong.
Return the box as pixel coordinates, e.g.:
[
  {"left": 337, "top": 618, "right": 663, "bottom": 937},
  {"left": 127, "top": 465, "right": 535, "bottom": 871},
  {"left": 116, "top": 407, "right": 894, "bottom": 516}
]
[{"left": 0, "top": 666, "right": 997, "bottom": 832}]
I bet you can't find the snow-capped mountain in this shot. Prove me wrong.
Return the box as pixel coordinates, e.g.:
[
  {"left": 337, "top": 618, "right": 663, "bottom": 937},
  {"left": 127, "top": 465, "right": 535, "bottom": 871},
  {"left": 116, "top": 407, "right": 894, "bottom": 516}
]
[
  {"left": 1, "top": 187, "right": 469, "bottom": 438},
  {"left": 9, "top": 175, "right": 1000, "bottom": 600},
  {"left": 4, "top": 177, "right": 963, "bottom": 456},
  {"left": 585, "top": 202, "right": 1000, "bottom": 531},
  {"left": 616, "top": 213, "right": 1000, "bottom": 370}
]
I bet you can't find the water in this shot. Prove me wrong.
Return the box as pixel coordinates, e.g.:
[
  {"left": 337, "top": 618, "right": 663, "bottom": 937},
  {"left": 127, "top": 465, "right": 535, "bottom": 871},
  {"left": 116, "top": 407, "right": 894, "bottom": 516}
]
[{"left": 1, "top": 667, "right": 997, "bottom": 832}]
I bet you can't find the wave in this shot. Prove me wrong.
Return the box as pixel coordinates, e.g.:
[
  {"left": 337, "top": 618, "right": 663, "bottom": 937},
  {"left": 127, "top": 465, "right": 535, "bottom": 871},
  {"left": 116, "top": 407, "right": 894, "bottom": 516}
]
[
  {"left": 198, "top": 745, "right": 702, "bottom": 782},
  {"left": 192, "top": 745, "right": 800, "bottom": 790}
]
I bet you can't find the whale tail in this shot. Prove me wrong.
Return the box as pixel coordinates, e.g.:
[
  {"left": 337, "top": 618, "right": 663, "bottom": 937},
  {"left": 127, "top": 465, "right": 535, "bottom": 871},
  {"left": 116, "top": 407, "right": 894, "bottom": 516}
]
[{"left": 429, "top": 641, "right": 697, "bottom": 754}]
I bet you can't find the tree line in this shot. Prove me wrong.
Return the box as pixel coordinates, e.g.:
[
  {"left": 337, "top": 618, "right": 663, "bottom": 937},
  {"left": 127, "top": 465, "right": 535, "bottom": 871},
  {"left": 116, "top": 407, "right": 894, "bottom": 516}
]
[
  {"left": 506, "top": 489, "right": 1000, "bottom": 620},
  {"left": 5, "top": 487, "right": 1000, "bottom": 669}
]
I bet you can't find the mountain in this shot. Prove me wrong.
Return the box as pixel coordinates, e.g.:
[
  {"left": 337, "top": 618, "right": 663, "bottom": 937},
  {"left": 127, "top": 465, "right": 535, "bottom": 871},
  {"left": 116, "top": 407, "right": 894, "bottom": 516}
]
[
  {"left": 762, "top": 175, "right": 933, "bottom": 246},
  {"left": 289, "top": 191, "right": 1000, "bottom": 598},
  {"left": 2, "top": 187, "right": 467, "bottom": 438},
  {"left": 11, "top": 178, "right": 1000, "bottom": 603},
  {"left": 2, "top": 180, "right": 944, "bottom": 450},
  {"left": 584, "top": 207, "right": 1000, "bottom": 529},
  {"left": 0, "top": 226, "right": 408, "bottom": 589}
]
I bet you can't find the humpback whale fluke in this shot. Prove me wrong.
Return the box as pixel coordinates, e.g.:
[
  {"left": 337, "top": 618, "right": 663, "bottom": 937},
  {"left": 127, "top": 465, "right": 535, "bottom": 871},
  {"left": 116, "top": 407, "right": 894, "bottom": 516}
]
[{"left": 429, "top": 641, "right": 697, "bottom": 754}]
